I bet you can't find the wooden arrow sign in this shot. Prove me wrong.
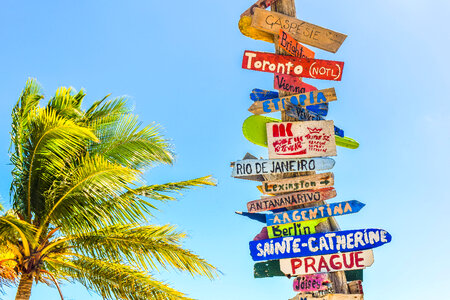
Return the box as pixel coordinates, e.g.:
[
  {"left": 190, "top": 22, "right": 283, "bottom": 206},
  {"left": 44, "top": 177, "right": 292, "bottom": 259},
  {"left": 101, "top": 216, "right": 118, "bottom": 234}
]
[
  {"left": 251, "top": 8, "right": 347, "bottom": 53},
  {"left": 239, "top": 16, "right": 274, "bottom": 43},
  {"left": 232, "top": 158, "right": 335, "bottom": 178},
  {"left": 348, "top": 280, "right": 364, "bottom": 295},
  {"left": 267, "top": 121, "right": 337, "bottom": 159},
  {"left": 268, "top": 219, "right": 326, "bottom": 239},
  {"left": 293, "top": 273, "right": 329, "bottom": 292},
  {"left": 281, "top": 250, "right": 374, "bottom": 276},
  {"left": 260, "top": 174, "right": 334, "bottom": 195},
  {"left": 279, "top": 29, "right": 315, "bottom": 59},
  {"left": 249, "top": 229, "right": 391, "bottom": 261},
  {"left": 243, "top": 51, "right": 344, "bottom": 81},
  {"left": 248, "top": 187, "right": 336, "bottom": 212},
  {"left": 241, "top": 0, "right": 279, "bottom": 17},
  {"left": 274, "top": 74, "right": 319, "bottom": 95},
  {"left": 248, "top": 88, "right": 337, "bottom": 115},
  {"left": 290, "top": 294, "right": 363, "bottom": 300},
  {"left": 286, "top": 106, "right": 344, "bottom": 137},
  {"left": 267, "top": 200, "right": 365, "bottom": 226}
]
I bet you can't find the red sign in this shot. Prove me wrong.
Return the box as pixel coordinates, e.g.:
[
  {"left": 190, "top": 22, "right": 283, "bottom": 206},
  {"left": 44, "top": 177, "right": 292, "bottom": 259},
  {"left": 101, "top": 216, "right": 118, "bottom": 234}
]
[
  {"left": 242, "top": 51, "right": 344, "bottom": 81},
  {"left": 274, "top": 74, "right": 317, "bottom": 94},
  {"left": 279, "top": 29, "right": 315, "bottom": 59}
]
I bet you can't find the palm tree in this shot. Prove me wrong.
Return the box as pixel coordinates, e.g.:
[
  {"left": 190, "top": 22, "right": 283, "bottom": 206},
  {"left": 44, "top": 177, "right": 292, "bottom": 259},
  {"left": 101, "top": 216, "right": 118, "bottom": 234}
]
[{"left": 0, "top": 78, "right": 217, "bottom": 300}]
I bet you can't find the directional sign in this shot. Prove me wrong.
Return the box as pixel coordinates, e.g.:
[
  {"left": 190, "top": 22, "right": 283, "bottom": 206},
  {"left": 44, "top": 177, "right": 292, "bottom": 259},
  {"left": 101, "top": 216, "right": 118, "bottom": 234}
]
[
  {"left": 293, "top": 273, "right": 328, "bottom": 292},
  {"left": 248, "top": 187, "right": 336, "bottom": 212},
  {"left": 290, "top": 294, "right": 363, "bottom": 300},
  {"left": 241, "top": 0, "right": 279, "bottom": 17},
  {"left": 249, "top": 229, "right": 391, "bottom": 261},
  {"left": 260, "top": 174, "right": 334, "bottom": 195},
  {"left": 243, "top": 51, "right": 344, "bottom": 81},
  {"left": 250, "top": 88, "right": 327, "bottom": 116},
  {"left": 348, "top": 280, "right": 364, "bottom": 295},
  {"left": 286, "top": 106, "right": 344, "bottom": 137},
  {"left": 280, "top": 250, "right": 374, "bottom": 276},
  {"left": 242, "top": 115, "right": 359, "bottom": 149},
  {"left": 239, "top": 16, "right": 274, "bottom": 43},
  {"left": 251, "top": 8, "right": 347, "bottom": 53},
  {"left": 268, "top": 219, "right": 326, "bottom": 238},
  {"left": 274, "top": 74, "right": 320, "bottom": 96},
  {"left": 279, "top": 29, "right": 315, "bottom": 59},
  {"left": 232, "top": 158, "right": 335, "bottom": 178},
  {"left": 267, "top": 200, "right": 365, "bottom": 226},
  {"left": 267, "top": 121, "right": 337, "bottom": 159},
  {"left": 248, "top": 88, "right": 337, "bottom": 115}
]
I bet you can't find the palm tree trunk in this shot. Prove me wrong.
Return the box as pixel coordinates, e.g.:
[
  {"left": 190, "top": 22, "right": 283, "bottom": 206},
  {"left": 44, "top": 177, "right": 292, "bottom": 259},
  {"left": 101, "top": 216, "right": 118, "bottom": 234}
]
[{"left": 15, "top": 273, "right": 33, "bottom": 300}]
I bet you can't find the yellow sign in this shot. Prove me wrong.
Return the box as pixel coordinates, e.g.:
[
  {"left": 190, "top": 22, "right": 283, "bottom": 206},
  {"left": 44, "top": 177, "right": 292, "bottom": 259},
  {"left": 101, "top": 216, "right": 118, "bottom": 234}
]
[{"left": 267, "top": 218, "right": 326, "bottom": 238}]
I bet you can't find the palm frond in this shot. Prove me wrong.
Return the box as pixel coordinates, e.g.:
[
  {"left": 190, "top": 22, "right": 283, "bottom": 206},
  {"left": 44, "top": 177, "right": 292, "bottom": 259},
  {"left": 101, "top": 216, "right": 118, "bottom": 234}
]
[{"left": 47, "top": 86, "right": 85, "bottom": 120}]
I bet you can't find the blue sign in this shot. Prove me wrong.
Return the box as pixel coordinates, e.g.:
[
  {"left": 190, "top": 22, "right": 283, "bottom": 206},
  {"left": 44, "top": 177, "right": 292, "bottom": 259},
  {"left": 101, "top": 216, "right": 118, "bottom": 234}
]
[{"left": 249, "top": 228, "right": 392, "bottom": 261}]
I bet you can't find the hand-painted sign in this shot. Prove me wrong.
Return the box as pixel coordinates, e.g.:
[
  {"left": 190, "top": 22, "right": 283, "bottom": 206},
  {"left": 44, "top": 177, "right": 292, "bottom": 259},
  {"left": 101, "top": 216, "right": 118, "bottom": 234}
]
[
  {"left": 293, "top": 273, "right": 328, "bottom": 292},
  {"left": 239, "top": 16, "right": 274, "bottom": 43},
  {"left": 248, "top": 88, "right": 337, "bottom": 115},
  {"left": 348, "top": 280, "right": 363, "bottom": 295},
  {"left": 267, "top": 121, "right": 337, "bottom": 159},
  {"left": 268, "top": 219, "right": 326, "bottom": 239},
  {"left": 267, "top": 200, "right": 365, "bottom": 226},
  {"left": 260, "top": 174, "right": 335, "bottom": 195},
  {"left": 242, "top": 115, "right": 359, "bottom": 149},
  {"left": 280, "top": 250, "right": 374, "bottom": 276},
  {"left": 286, "top": 106, "right": 344, "bottom": 137},
  {"left": 251, "top": 8, "right": 347, "bottom": 53},
  {"left": 248, "top": 187, "right": 336, "bottom": 212},
  {"left": 243, "top": 51, "right": 344, "bottom": 81},
  {"left": 231, "top": 158, "right": 335, "bottom": 178},
  {"left": 290, "top": 293, "right": 363, "bottom": 300},
  {"left": 279, "top": 29, "right": 315, "bottom": 59},
  {"left": 241, "top": 0, "right": 279, "bottom": 17},
  {"left": 249, "top": 229, "right": 390, "bottom": 261},
  {"left": 274, "top": 74, "right": 319, "bottom": 96}
]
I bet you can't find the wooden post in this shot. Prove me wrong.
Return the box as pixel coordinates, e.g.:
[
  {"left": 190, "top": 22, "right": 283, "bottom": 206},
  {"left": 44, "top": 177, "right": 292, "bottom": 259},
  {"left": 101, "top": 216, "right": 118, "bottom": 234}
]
[{"left": 271, "top": 0, "right": 349, "bottom": 294}]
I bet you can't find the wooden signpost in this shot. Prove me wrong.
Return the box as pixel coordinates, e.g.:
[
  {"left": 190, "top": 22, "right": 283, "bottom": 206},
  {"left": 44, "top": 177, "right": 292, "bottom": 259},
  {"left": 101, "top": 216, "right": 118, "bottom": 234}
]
[
  {"left": 274, "top": 74, "right": 319, "bottom": 96},
  {"left": 280, "top": 250, "right": 374, "bottom": 276},
  {"left": 231, "top": 158, "right": 335, "bottom": 178},
  {"left": 239, "top": 16, "right": 274, "bottom": 43},
  {"left": 242, "top": 115, "right": 359, "bottom": 149},
  {"left": 279, "top": 29, "right": 315, "bottom": 58},
  {"left": 248, "top": 187, "right": 336, "bottom": 212},
  {"left": 267, "top": 219, "right": 326, "bottom": 238},
  {"left": 267, "top": 121, "right": 337, "bottom": 159},
  {"left": 293, "top": 273, "right": 328, "bottom": 292},
  {"left": 249, "top": 229, "right": 391, "bottom": 261},
  {"left": 266, "top": 200, "right": 365, "bottom": 226},
  {"left": 242, "top": 51, "right": 344, "bottom": 81},
  {"left": 260, "top": 174, "right": 334, "bottom": 195},
  {"left": 241, "top": 0, "right": 279, "bottom": 17},
  {"left": 248, "top": 88, "right": 337, "bottom": 115},
  {"left": 348, "top": 280, "right": 363, "bottom": 294},
  {"left": 290, "top": 294, "right": 363, "bottom": 300},
  {"left": 251, "top": 8, "right": 347, "bottom": 53}
]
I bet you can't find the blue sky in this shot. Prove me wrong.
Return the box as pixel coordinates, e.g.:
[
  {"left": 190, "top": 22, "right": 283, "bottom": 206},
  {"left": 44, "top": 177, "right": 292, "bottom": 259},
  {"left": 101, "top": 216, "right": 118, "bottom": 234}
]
[{"left": 1, "top": 0, "right": 450, "bottom": 299}]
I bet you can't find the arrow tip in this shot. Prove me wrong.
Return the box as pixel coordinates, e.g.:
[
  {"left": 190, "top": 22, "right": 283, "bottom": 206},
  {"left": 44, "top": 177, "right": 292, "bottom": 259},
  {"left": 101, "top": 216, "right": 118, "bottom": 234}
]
[{"left": 235, "top": 211, "right": 243, "bottom": 215}]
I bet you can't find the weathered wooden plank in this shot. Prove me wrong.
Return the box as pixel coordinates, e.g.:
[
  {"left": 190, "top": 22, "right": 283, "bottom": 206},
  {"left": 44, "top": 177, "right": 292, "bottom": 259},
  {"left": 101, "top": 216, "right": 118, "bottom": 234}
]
[
  {"left": 239, "top": 16, "right": 274, "bottom": 43},
  {"left": 241, "top": 0, "right": 279, "bottom": 17},
  {"left": 293, "top": 273, "right": 328, "bottom": 292},
  {"left": 348, "top": 281, "right": 363, "bottom": 294},
  {"left": 249, "top": 229, "right": 390, "bottom": 261},
  {"left": 250, "top": 88, "right": 280, "bottom": 102},
  {"left": 243, "top": 50, "right": 344, "bottom": 81},
  {"left": 267, "top": 121, "right": 337, "bottom": 159},
  {"left": 248, "top": 187, "right": 336, "bottom": 212},
  {"left": 248, "top": 88, "right": 337, "bottom": 115},
  {"left": 268, "top": 219, "right": 326, "bottom": 238},
  {"left": 290, "top": 293, "right": 364, "bottom": 300},
  {"left": 251, "top": 8, "right": 347, "bottom": 53},
  {"left": 242, "top": 115, "right": 359, "bottom": 149},
  {"left": 274, "top": 74, "right": 320, "bottom": 97},
  {"left": 281, "top": 251, "right": 374, "bottom": 276},
  {"left": 266, "top": 200, "right": 365, "bottom": 226},
  {"left": 279, "top": 29, "right": 315, "bottom": 58},
  {"left": 260, "top": 173, "right": 334, "bottom": 195},
  {"left": 286, "top": 106, "right": 344, "bottom": 137},
  {"left": 231, "top": 158, "right": 335, "bottom": 178}
]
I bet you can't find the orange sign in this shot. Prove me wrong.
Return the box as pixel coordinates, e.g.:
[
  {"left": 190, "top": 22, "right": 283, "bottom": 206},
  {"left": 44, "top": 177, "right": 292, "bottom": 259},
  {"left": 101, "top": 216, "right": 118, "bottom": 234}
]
[{"left": 279, "top": 29, "right": 315, "bottom": 59}]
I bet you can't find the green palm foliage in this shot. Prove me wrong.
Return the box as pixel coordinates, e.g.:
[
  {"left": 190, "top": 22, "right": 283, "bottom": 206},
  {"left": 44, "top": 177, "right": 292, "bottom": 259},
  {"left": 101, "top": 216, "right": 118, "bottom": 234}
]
[{"left": 1, "top": 79, "right": 217, "bottom": 300}]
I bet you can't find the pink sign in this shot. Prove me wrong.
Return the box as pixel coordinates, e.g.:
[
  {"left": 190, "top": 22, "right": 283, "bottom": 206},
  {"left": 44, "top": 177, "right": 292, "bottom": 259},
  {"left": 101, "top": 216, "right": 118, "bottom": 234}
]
[
  {"left": 293, "top": 273, "right": 328, "bottom": 292},
  {"left": 274, "top": 74, "right": 317, "bottom": 94}
]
